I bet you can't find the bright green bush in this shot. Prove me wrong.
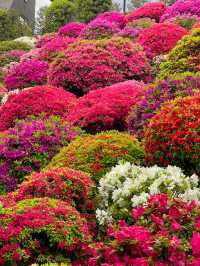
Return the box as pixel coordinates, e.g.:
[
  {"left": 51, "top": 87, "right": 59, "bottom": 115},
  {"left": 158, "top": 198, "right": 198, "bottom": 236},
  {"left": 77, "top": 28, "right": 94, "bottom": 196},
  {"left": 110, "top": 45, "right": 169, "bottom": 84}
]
[
  {"left": 158, "top": 28, "right": 200, "bottom": 80},
  {"left": 49, "top": 131, "right": 144, "bottom": 183},
  {"left": 0, "top": 40, "right": 31, "bottom": 55}
]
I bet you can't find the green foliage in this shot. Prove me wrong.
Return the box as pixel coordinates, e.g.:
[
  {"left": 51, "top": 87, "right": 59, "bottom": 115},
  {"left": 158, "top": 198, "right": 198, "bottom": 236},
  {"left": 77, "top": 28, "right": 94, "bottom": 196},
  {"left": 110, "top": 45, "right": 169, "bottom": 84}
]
[
  {"left": 44, "top": 0, "right": 77, "bottom": 33},
  {"left": 0, "top": 8, "right": 32, "bottom": 41},
  {"left": 158, "top": 28, "right": 200, "bottom": 80},
  {"left": 0, "top": 40, "right": 31, "bottom": 55}
]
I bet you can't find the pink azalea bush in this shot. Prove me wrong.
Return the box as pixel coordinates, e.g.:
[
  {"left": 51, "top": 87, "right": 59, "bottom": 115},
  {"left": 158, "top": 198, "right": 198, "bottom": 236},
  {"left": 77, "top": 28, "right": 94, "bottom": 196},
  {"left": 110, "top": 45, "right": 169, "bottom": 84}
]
[
  {"left": 95, "top": 11, "right": 125, "bottom": 28},
  {"left": 137, "top": 23, "right": 187, "bottom": 58},
  {"left": 4, "top": 59, "right": 49, "bottom": 91},
  {"left": 125, "top": 2, "right": 166, "bottom": 23},
  {"left": 67, "top": 80, "right": 145, "bottom": 133},
  {"left": 58, "top": 22, "right": 86, "bottom": 37},
  {"left": 48, "top": 37, "right": 151, "bottom": 96},
  {"left": 117, "top": 26, "right": 140, "bottom": 41},
  {"left": 35, "top": 32, "right": 57, "bottom": 48}
]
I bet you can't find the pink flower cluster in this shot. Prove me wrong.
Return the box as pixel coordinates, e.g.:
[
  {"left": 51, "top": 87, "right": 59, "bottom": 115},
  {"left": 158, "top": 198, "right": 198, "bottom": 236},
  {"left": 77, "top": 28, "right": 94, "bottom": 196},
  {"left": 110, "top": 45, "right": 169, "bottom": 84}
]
[
  {"left": 67, "top": 80, "right": 145, "bottom": 133},
  {"left": 96, "top": 11, "right": 125, "bottom": 28},
  {"left": 58, "top": 22, "right": 86, "bottom": 37},
  {"left": 35, "top": 32, "right": 57, "bottom": 48}
]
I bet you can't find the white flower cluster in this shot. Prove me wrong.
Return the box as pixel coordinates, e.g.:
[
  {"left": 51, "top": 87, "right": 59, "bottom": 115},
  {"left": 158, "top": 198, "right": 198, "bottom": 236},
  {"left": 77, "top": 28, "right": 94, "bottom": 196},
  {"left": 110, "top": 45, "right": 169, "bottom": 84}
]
[
  {"left": 96, "top": 162, "right": 200, "bottom": 225},
  {"left": 14, "top": 36, "right": 36, "bottom": 48}
]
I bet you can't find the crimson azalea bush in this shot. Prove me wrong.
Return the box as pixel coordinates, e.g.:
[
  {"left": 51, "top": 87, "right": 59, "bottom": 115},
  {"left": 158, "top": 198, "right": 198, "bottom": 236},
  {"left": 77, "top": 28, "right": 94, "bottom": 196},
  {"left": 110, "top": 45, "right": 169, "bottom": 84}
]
[
  {"left": 95, "top": 11, "right": 125, "bottom": 28},
  {"left": 145, "top": 93, "right": 200, "bottom": 175},
  {"left": 0, "top": 116, "right": 81, "bottom": 193},
  {"left": 0, "top": 167, "right": 93, "bottom": 212},
  {"left": 48, "top": 37, "right": 151, "bottom": 96},
  {"left": 0, "top": 85, "right": 76, "bottom": 131},
  {"left": 80, "top": 18, "right": 120, "bottom": 40},
  {"left": 67, "top": 80, "right": 145, "bottom": 133},
  {"left": 158, "top": 28, "right": 200, "bottom": 79},
  {"left": 136, "top": 23, "right": 187, "bottom": 59},
  {"left": 88, "top": 194, "right": 200, "bottom": 266},
  {"left": 161, "top": 0, "right": 200, "bottom": 22},
  {"left": 58, "top": 22, "right": 86, "bottom": 37},
  {"left": 39, "top": 36, "right": 76, "bottom": 62},
  {"left": 127, "top": 74, "right": 200, "bottom": 138},
  {"left": 125, "top": 2, "right": 166, "bottom": 23},
  {"left": 49, "top": 131, "right": 144, "bottom": 183},
  {"left": 4, "top": 59, "right": 49, "bottom": 91},
  {"left": 0, "top": 197, "right": 90, "bottom": 265},
  {"left": 35, "top": 32, "right": 57, "bottom": 48}
]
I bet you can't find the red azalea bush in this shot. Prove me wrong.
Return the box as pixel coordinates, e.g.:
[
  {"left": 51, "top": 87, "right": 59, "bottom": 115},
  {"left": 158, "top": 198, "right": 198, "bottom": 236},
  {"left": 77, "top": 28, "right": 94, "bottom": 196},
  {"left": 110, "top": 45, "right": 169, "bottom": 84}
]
[
  {"left": 4, "top": 59, "right": 49, "bottom": 91},
  {"left": 88, "top": 194, "right": 200, "bottom": 266},
  {"left": 0, "top": 197, "right": 90, "bottom": 265},
  {"left": 95, "top": 11, "right": 125, "bottom": 28},
  {"left": 0, "top": 85, "right": 76, "bottom": 131},
  {"left": 67, "top": 80, "right": 145, "bottom": 133},
  {"left": 35, "top": 32, "right": 57, "bottom": 48},
  {"left": 48, "top": 38, "right": 151, "bottom": 96},
  {"left": 125, "top": 2, "right": 166, "bottom": 23},
  {"left": 39, "top": 36, "right": 76, "bottom": 62},
  {"left": 137, "top": 23, "right": 187, "bottom": 59},
  {"left": 145, "top": 93, "right": 200, "bottom": 175},
  {"left": 58, "top": 22, "right": 86, "bottom": 37},
  {"left": 0, "top": 167, "right": 94, "bottom": 211}
]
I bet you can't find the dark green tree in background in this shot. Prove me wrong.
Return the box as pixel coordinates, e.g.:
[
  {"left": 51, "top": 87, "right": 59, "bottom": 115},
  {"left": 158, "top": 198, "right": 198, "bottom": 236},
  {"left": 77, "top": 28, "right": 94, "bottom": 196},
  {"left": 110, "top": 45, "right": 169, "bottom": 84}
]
[{"left": 0, "top": 9, "right": 32, "bottom": 41}]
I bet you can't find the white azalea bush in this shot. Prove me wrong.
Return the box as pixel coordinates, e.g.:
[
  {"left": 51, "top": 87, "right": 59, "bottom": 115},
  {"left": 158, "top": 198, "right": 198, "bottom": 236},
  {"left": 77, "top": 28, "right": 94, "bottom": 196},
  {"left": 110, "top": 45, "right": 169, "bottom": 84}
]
[{"left": 96, "top": 162, "right": 200, "bottom": 225}]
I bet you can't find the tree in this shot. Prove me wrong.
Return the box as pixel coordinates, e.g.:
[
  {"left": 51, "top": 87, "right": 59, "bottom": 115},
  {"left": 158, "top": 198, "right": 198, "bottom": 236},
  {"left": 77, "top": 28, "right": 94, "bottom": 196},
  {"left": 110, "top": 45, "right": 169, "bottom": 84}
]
[
  {"left": 35, "top": 6, "right": 48, "bottom": 35},
  {"left": 0, "top": 9, "right": 32, "bottom": 41}
]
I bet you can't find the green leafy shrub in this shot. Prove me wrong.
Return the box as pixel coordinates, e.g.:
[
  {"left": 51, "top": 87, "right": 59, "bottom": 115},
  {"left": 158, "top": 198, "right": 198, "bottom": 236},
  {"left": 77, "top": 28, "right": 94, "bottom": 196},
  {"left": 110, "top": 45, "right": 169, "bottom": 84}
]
[{"left": 0, "top": 40, "right": 31, "bottom": 55}]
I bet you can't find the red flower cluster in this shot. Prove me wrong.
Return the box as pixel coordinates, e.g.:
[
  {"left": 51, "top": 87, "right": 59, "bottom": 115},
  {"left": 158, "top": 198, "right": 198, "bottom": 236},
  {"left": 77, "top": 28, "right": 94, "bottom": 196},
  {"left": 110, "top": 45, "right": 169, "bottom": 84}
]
[
  {"left": 145, "top": 93, "right": 200, "bottom": 174},
  {"left": 67, "top": 80, "right": 145, "bottom": 133},
  {"left": 48, "top": 38, "right": 151, "bottom": 96},
  {"left": 137, "top": 23, "right": 187, "bottom": 58},
  {"left": 125, "top": 2, "right": 166, "bottom": 23},
  {"left": 0, "top": 198, "right": 89, "bottom": 265},
  {"left": 0, "top": 85, "right": 76, "bottom": 131},
  {"left": 1, "top": 167, "right": 94, "bottom": 212}
]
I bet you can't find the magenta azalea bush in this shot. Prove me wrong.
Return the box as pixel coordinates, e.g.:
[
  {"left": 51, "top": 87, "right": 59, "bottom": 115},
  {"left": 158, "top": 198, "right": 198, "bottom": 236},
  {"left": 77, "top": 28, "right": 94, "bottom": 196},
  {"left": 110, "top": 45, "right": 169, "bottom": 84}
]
[
  {"left": 117, "top": 26, "right": 140, "bottom": 41},
  {"left": 95, "top": 11, "right": 125, "bottom": 28},
  {"left": 35, "top": 32, "right": 57, "bottom": 48},
  {"left": 4, "top": 59, "right": 48, "bottom": 91},
  {"left": 58, "top": 22, "right": 86, "bottom": 37}
]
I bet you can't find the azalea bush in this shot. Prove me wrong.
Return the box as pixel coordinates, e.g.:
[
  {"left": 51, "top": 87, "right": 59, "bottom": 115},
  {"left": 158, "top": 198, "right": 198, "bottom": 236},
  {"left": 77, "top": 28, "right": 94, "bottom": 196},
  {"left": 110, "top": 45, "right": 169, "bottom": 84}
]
[
  {"left": 0, "top": 85, "right": 76, "bottom": 131},
  {"left": 96, "top": 162, "right": 199, "bottom": 225},
  {"left": 96, "top": 11, "right": 125, "bottom": 28},
  {"left": 117, "top": 27, "right": 140, "bottom": 41},
  {"left": 0, "top": 167, "right": 93, "bottom": 212},
  {"left": 136, "top": 23, "right": 187, "bottom": 59},
  {"left": 58, "top": 22, "right": 86, "bottom": 37},
  {"left": 125, "top": 2, "right": 166, "bottom": 23},
  {"left": 126, "top": 17, "right": 156, "bottom": 29},
  {"left": 80, "top": 18, "right": 120, "bottom": 40},
  {"left": 36, "top": 33, "right": 57, "bottom": 48},
  {"left": 67, "top": 80, "right": 144, "bottom": 133},
  {"left": 48, "top": 38, "right": 151, "bottom": 96},
  {"left": 165, "top": 15, "right": 199, "bottom": 30},
  {"left": 127, "top": 73, "right": 200, "bottom": 138},
  {"left": 4, "top": 59, "right": 49, "bottom": 91},
  {"left": 0, "top": 116, "right": 81, "bottom": 193},
  {"left": 92, "top": 194, "right": 200, "bottom": 265},
  {"left": 50, "top": 131, "right": 144, "bottom": 183},
  {"left": 161, "top": 0, "right": 200, "bottom": 22},
  {"left": 145, "top": 93, "right": 200, "bottom": 175},
  {"left": 158, "top": 28, "right": 200, "bottom": 79},
  {"left": 0, "top": 197, "right": 89, "bottom": 265},
  {"left": 0, "top": 50, "right": 25, "bottom": 67}
]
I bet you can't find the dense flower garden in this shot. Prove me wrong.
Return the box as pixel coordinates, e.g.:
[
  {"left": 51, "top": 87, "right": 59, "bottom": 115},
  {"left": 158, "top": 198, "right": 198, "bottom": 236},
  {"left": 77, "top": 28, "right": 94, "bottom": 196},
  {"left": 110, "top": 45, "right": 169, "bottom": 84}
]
[{"left": 0, "top": 0, "right": 200, "bottom": 265}]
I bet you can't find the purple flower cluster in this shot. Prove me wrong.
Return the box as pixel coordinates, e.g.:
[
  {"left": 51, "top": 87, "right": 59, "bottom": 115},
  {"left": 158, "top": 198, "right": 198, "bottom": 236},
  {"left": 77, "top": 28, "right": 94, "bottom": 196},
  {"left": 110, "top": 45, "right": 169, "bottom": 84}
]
[
  {"left": 161, "top": 0, "right": 200, "bottom": 22},
  {"left": 58, "top": 22, "right": 86, "bottom": 37},
  {"left": 127, "top": 75, "right": 200, "bottom": 138},
  {"left": 117, "top": 26, "right": 140, "bottom": 40},
  {"left": 0, "top": 116, "right": 81, "bottom": 193},
  {"left": 4, "top": 59, "right": 48, "bottom": 91},
  {"left": 96, "top": 11, "right": 125, "bottom": 28},
  {"left": 80, "top": 18, "right": 120, "bottom": 40}
]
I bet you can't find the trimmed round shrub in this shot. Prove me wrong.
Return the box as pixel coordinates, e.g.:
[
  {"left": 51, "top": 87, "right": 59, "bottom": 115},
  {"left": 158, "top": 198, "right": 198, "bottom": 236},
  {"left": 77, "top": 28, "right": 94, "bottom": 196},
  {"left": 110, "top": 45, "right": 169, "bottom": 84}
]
[
  {"left": 36, "top": 33, "right": 57, "bottom": 48},
  {"left": 0, "top": 116, "right": 81, "bottom": 193},
  {"left": 58, "top": 22, "right": 86, "bottom": 37},
  {"left": 80, "top": 18, "right": 120, "bottom": 40},
  {"left": 39, "top": 36, "right": 76, "bottom": 62},
  {"left": 127, "top": 73, "right": 200, "bottom": 138},
  {"left": 0, "top": 50, "right": 25, "bottom": 67},
  {"left": 166, "top": 15, "right": 200, "bottom": 30},
  {"left": 0, "top": 85, "right": 76, "bottom": 131},
  {"left": 49, "top": 131, "right": 144, "bottom": 183},
  {"left": 67, "top": 80, "right": 145, "bottom": 133},
  {"left": 48, "top": 38, "right": 151, "bottom": 96},
  {"left": 2, "top": 167, "right": 93, "bottom": 212},
  {"left": 0, "top": 197, "right": 89, "bottom": 264},
  {"left": 161, "top": 0, "right": 200, "bottom": 22},
  {"left": 136, "top": 23, "right": 187, "bottom": 59},
  {"left": 96, "top": 162, "right": 199, "bottom": 225},
  {"left": 158, "top": 28, "right": 200, "bottom": 79},
  {"left": 96, "top": 11, "right": 125, "bottom": 28},
  {"left": 125, "top": 2, "right": 166, "bottom": 23},
  {"left": 145, "top": 93, "right": 200, "bottom": 175},
  {"left": 92, "top": 194, "right": 200, "bottom": 265},
  {"left": 4, "top": 59, "right": 49, "bottom": 91},
  {"left": 0, "top": 40, "right": 31, "bottom": 55}
]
